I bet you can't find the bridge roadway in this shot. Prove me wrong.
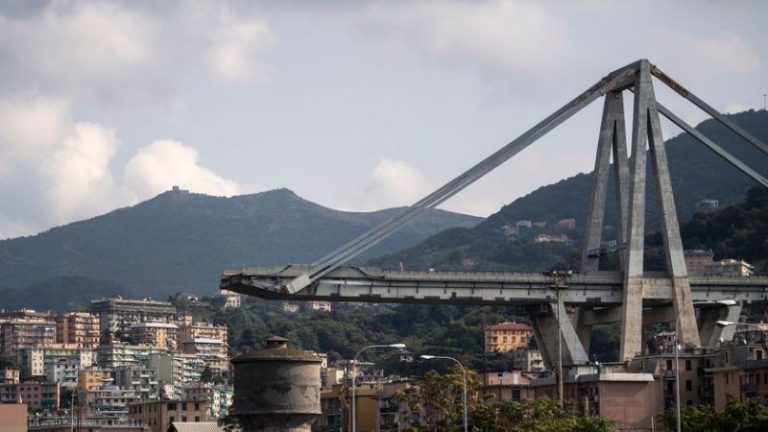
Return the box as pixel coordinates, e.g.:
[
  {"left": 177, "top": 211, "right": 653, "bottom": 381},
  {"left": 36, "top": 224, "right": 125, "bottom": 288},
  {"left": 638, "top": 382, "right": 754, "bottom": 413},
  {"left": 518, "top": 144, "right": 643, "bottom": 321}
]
[{"left": 221, "top": 264, "right": 768, "bottom": 306}]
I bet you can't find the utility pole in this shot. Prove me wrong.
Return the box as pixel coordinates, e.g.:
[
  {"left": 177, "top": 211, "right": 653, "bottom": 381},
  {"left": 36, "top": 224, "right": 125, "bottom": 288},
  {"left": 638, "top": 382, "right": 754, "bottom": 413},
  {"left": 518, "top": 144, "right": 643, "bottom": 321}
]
[{"left": 547, "top": 269, "right": 571, "bottom": 409}]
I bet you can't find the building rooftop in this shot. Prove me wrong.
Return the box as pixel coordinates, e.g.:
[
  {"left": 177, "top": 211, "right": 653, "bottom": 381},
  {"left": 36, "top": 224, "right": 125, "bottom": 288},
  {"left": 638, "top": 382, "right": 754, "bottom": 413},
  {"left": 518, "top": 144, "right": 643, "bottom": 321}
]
[{"left": 487, "top": 322, "right": 532, "bottom": 331}]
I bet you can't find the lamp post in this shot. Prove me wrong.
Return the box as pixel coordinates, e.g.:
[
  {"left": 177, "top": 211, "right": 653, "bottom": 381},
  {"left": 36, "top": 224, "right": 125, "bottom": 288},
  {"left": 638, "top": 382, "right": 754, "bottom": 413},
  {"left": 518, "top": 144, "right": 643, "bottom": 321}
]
[
  {"left": 716, "top": 320, "right": 768, "bottom": 350},
  {"left": 421, "top": 355, "right": 468, "bottom": 432},
  {"left": 71, "top": 365, "right": 80, "bottom": 432},
  {"left": 546, "top": 269, "right": 571, "bottom": 409},
  {"left": 352, "top": 343, "right": 406, "bottom": 432}
]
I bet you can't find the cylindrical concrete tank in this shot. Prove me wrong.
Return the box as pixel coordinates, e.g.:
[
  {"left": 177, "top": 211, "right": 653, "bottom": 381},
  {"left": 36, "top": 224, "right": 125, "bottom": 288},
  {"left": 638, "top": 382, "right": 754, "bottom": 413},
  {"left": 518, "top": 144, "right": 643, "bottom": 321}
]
[{"left": 232, "top": 335, "right": 322, "bottom": 432}]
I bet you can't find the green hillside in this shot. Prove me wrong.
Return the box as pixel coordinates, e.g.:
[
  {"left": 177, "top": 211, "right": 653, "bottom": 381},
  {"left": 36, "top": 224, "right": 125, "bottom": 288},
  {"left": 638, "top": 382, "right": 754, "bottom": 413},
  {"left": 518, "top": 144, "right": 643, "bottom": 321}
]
[{"left": 0, "top": 189, "right": 480, "bottom": 297}]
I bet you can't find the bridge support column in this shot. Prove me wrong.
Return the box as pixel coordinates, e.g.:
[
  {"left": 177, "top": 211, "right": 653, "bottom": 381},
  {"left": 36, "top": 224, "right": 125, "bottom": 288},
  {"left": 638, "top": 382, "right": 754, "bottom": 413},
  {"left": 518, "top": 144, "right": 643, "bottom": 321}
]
[
  {"left": 699, "top": 303, "right": 742, "bottom": 347},
  {"left": 581, "top": 91, "right": 629, "bottom": 273},
  {"left": 575, "top": 308, "right": 592, "bottom": 355},
  {"left": 528, "top": 303, "right": 589, "bottom": 369},
  {"left": 620, "top": 60, "right": 700, "bottom": 361}
]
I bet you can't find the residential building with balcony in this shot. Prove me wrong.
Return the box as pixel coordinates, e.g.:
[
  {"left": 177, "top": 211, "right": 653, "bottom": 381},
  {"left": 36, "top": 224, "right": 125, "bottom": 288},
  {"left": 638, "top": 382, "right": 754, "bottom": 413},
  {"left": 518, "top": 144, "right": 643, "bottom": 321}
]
[
  {"left": 97, "top": 343, "right": 168, "bottom": 369},
  {"left": 484, "top": 370, "right": 535, "bottom": 402},
  {"left": 0, "top": 382, "right": 60, "bottom": 410},
  {"left": 89, "top": 298, "right": 176, "bottom": 342},
  {"left": 180, "top": 382, "right": 232, "bottom": 419},
  {"left": 129, "top": 323, "right": 178, "bottom": 350},
  {"left": 79, "top": 367, "right": 113, "bottom": 391},
  {"left": 512, "top": 346, "right": 545, "bottom": 373},
  {"left": 0, "top": 319, "right": 56, "bottom": 357},
  {"left": 1, "top": 367, "right": 20, "bottom": 384},
  {"left": 86, "top": 385, "right": 142, "bottom": 418},
  {"left": 147, "top": 353, "right": 203, "bottom": 399},
  {"left": 56, "top": 312, "right": 100, "bottom": 348},
  {"left": 114, "top": 366, "right": 160, "bottom": 401},
  {"left": 18, "top": 344, "right": 95, "bottom": 380},
  {"left": 180, "top": 338, "right": 227, "bottom": 373}
]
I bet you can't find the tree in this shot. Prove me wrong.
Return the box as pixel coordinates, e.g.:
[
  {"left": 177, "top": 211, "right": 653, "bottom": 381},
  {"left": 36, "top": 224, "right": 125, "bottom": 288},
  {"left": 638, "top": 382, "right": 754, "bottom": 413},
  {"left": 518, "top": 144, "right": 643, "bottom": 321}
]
[
  {"left": 659, "top": 395, "right": 768, "bottom": 432},
  {"left": 394, "top": 366, "right": 612, "bottom": 431}
]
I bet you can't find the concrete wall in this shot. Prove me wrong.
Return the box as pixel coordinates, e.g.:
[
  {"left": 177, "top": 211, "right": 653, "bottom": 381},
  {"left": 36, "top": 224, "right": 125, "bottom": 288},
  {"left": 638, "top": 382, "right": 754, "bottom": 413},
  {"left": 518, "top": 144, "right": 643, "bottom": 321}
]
[{"left": 0, "top": 404, "right": 27, "bottom": 432}]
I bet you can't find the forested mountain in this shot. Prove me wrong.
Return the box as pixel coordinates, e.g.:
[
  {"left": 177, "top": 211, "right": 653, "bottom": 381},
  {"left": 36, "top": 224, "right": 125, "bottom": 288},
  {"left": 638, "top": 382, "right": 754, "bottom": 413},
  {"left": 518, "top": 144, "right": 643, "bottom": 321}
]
[
  {"left": 371, "top": 110, "right": 768, "bottom": 272},
  {"left": 0, "top": 188, "right": 480, "bottom": 298}
]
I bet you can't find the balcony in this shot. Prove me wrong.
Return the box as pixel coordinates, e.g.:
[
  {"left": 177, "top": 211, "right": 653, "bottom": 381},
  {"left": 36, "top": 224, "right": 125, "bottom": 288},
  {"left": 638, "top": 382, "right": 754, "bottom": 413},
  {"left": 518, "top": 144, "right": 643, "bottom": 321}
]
[{"left": 741, "top": 383, "right": 757, "bottom": 395}]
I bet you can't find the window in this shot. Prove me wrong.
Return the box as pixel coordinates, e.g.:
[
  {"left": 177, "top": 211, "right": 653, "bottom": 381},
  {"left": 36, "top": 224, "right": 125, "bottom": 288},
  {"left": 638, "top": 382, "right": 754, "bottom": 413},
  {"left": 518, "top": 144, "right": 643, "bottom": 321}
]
[
  {"left": 182, "top": 416, "right": 187, "bottom": 422},
  {"left": 169, "top": 416, "right": 174, "bottom": 423},
  {"left": 195, "top": 416, "right": 200, "bottom": 422},
  {"left": 726, "top": 373, "right": 730, "bottom": 385},
  {"left": 666, "top": 360, "right": 673, "bottom": 370},
  {"left": 685, "top": 360, "right": 692, "bottom": 371},
  {"left": 686, "top": 380, "right": 692, "bottom": 391},
  {"left": 194, "top": 402, "right": 200, "bottom": 410}
]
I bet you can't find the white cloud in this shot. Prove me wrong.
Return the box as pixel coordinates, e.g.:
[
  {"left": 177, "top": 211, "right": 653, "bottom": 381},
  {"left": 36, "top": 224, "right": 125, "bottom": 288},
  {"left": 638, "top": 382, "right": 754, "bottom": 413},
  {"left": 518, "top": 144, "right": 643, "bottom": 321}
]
[
  {"left": 0, "top": 95, "right": 70, "bottom": 163},
  {"left": 649, "top": 31, "right": 760, "bottom": 80},
  {"left": 40, "top": 123, "right": 120, "bottom": 224},
  {"left": 0, "top": 93, "right": 243, "bottom": 238},
  {"left": 205, "top": 6, "right": 275, "bottom": 84},
  {"left": 0, "top": 2, "right": 160, "bottom": 104},
  {"left": 358, "top": 158, "right": 429, "bottom": 210},
  {"left": 723, "top": 101, "right": 752, "bottom": 114},
  {"left": 692, "top": 32, "right": 760, "bottom": 74},
  {"left": 123, "top": 140, "right": 241, "bottom": 200},
  {"left": 360, "top": 1, "right": 571, "bottom": 78}
]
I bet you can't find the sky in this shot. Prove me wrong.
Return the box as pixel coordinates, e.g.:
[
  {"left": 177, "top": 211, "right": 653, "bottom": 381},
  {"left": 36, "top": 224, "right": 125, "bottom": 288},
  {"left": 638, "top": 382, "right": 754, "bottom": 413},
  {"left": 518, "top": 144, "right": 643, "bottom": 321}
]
[{"left": 0, "top": 0, "right": 765, "bottom": 239}]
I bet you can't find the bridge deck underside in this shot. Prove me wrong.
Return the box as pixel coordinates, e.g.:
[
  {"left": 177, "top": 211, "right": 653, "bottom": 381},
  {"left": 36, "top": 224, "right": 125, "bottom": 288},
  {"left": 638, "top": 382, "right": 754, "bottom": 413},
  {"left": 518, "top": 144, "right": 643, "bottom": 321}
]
[{"left": 222, "top": 266, "right": 768, "bottom": 306}]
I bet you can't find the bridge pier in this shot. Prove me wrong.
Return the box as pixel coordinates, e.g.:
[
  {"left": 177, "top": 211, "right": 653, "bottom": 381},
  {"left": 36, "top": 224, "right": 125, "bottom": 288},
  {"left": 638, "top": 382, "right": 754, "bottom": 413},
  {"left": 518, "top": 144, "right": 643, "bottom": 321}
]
[
  {"left": 528, "top": 302, "right": 589, "bottom": 368},
  {"left": 698, "top": 303, "right": 742, "bottom": 347}
]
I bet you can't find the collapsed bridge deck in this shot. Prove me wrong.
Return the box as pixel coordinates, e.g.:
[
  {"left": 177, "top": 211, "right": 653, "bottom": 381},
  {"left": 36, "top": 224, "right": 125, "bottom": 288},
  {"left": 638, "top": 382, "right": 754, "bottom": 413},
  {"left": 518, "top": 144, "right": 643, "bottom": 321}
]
[{"left": 222, "top": 265, "right": 768, "bottom": 306}]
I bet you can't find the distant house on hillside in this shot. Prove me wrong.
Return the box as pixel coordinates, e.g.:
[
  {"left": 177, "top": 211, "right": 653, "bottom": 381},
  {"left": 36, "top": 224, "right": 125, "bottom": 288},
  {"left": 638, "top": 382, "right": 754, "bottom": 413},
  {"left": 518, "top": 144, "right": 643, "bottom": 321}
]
[
  {"left": 534, "top": 234, "right": 572, "bottom": 245},
  {"left": 515, "top": 220, "right": 532, "bottom": 229},
  {"left": 502, "top": 224, "right": 520, "bottom": 238},
  {"left": 556, "top": 218, "right": 576, "bottom": 230},
  {"left": 695, "top": 199, "right": 719, "bottom": 212}
]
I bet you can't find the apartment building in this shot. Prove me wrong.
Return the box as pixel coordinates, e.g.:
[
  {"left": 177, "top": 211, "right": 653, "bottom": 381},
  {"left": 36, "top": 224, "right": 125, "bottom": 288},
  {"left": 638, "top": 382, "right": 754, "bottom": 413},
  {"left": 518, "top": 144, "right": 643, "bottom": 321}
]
[
  {"left": 45, "top": 358, "right": 80, "bottom": 384},
  {"left": 180, "top": 339, "right": 227, "bottom": 373},
  {"left": 128, "top": 400, "right": 210, "bottom": 432},
  {"left": 56, "top": 312, "right": 100, "bottom": 348},
  {"left": 178, "top": 322, "right": 228, "bottom": 373},
  {"left": 147, "top": 353, "right": 203, "bottom": 399},
  {"left": 512, "top": 347, "right": 545, "bottom": 373},
  {"left": 113, "top": 366, "right": 160, "bottom": 401},
  {"left": 79, "top": 367, "right": 112, "bottom": 391},
  {"left": 484, "top": 322, "right": 533, "bottom": 353},
  {"left": 18, "top": 344, "right": 95, "bottom": 380},
  {"left": 129, "top": 323, "right": 179, "bottom": 350},
  {"left": 484, "top": 370, "right": 535, "bottom": 402},
  {"left": 219, "top": 289, "right": 241, "bottom": 308},
  {"left": 180, "top": 382, "right": 232, "bottom": 419},
  {"left": 1, "top": 367, "right": 20, "bottom": 384},
  {"left": 85, "top": 385, "right": 142, "bottom": 418},
  {"left": 90, "top": 298, "right": 176, "bottom": 342},
  {"left": 0, "top": 382, "right": 60, "bottom": 410},
  {"left": 0, "top": 319, "right": 56, "bottom": 357},
  {"left": 97, "top": 343, "right": 168, "bottom": 369}
]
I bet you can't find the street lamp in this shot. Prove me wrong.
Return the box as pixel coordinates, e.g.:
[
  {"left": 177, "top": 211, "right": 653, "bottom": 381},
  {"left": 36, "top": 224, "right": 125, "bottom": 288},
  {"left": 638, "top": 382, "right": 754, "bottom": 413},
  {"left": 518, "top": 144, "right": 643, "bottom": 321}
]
[
  {"left": 420, "top": 355, "right": 468, "bottom": 432},
  {"left": 716, "top": 320, "right": 768, "bottom": 347},
  {"left": 352, "top": 343, "right": 406, "bottom": 432}
]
